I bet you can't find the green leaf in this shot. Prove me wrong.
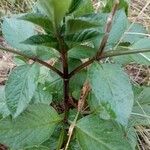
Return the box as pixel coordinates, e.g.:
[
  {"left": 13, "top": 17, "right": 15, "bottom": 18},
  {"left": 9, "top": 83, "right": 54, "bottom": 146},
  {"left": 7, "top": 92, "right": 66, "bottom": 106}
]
[
  {"left": 127, "top": 127, "right": 138, "bottom": 150},
  {"left": 122, "top": 23, "right": 148, "bottom": 44},
  {"left": 13, "top": 55, "right": 28, "bottom": 66},
  {"left": 88, "top": 62, "right": 134, "bottom": 125},
  {"left": 31, "top": 84, "right": 52, "bottom": 105},
  {"left": 113, "top": 54, "right": 150, "bottom": 66},
  {"left": 43, "top": 70, "right": 63, "bottom": 101},
  {"left": 88, "top": 93, "right": 116, "bottom": 120},
  {"left": 56, "top": 58, "right": 87, "bottom": 92},
  {"left": 41, "top": 63, "right": 86, "bottom": 101},
  {"left": 68, "top": 0, "right": 82, "bottom": 14},
  {"left": 42, "top": 125, "right": 66, "bottom": 150},
  {"left": 81, "top": 13, "right": 107, "bottom": 26},
  {"left": 113, "top": 48, "right": 150, "bottom": 66},
  {"left": 133, "top": 86, "right": 150, "bottom": 105},
  {"left": 73, "top": 0, "right": 94, "bottom": 17},
  {"left": 2, "top": 15, "right": 59, "bottom": 60},
  {"left": 5, "top": 64, "right": 39, "bottom": 117},
  {"left": 36, "top": 46, "right": 60, "bottom": 60},
  {"left": 130, "top": 86, "right": 150, "bottom": 126},
  {"left": 23, "top": 34, "right": 57, "bottom": 47},
  {"left": 131, "top": 105, "right": 150, "bottom": 126},
  {"left": 2, "top": 16, "right": 59, "bottom": 60},
  {"left": 38, "top": 0, "right": 72, "bottom": 28},
  {"left": 0, "top": 115, "right": 2, "bottom": 121},
  {"left": 70, "top": 70, "right": 87, "bottom": 92},
  {"left": 113, "top": 37, "right": 150, "bottom": 65},
  {"left": 103, "top": 0, "right": 129, "bottom": 15},
  {"left": 2, "top": 16, "right": 37, "bottom": 56},
  {"left": 68, "top": 58, "right": 82, "bottom": 72},
  {"left": 0, "top": 86, "right": 10, "bottom": 118},
  {"left": 0, "top": 104, "right": 61, "bottom": 150},
  {"left": 49, "top": 59, "right": 86, "bottom": 100},
  {"left": 69, "top": 138, "right": 81, "bottom": 150},
  {"left": 65, "top": 29, "right": 100, "bottom": 44},
  {"left": 75, "top": 115, "right": 132, "bottom": 150},
  {"left": 20, "top": 13, "right": 54, "bottom": 33},
  {"left": 131, "top": 38, "right": 150, "bottom": 50},
  {"left": 55, "top": 58, "right": 82, "bottom": 73},
  {"left": 107, "top": 10, "right": 128, "bottom": 49},
  {"left": 56, "top": 129, "right": 65, "bottom": 150},
  {"left": 128, "top": 39, "right": 150, "bottom": 65},
  {"left": 66, "top": 18, "right": 100, "bottom": 34},
  {"left": 68, "top": 45, "right": 96, "bottom": 59},
  {"left": 93, "top": 10, "right": 128, "bottom": 49}
]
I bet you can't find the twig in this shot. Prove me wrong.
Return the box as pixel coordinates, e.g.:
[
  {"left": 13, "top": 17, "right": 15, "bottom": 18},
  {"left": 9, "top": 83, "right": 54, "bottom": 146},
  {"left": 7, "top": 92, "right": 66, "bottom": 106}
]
[
  {"left": 0, "top": 46, "right": 64, "bottom": 78},
  {"left": 68, "top": 58, "right": 95, "bottom": 78},
  {"left": 96, "top": 0, "right": 119, "bottom": 59},
  {"left": 68, "top": 0, "right": 119, "bottom": 78},
  {"left": 68, "top": 48, "right": 150, "bottom": 78},
  {"left": 77, "top": 82, "right": 91, "bottom": 112},
  {"left": 56, "top": 32, "right": 70, "bottom": 122},
  {"left": 102, "top": 48, "right": 150, "bottom": 59},
  {"left": 64, "top": 82, "right": 91, "bottom": 150}
]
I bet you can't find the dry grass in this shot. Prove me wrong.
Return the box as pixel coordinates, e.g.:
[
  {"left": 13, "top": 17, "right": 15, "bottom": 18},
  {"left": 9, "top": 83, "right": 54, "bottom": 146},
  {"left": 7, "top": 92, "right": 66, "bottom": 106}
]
[
  {"left": 0, "top": 0, "right": 35, "bottom": 85},
  {"left": 128, "top": 1, "right": 150, "bottom": 149},
  {"left": 130, "top": 0, "right": 150, "bottom": 32},
  {"left": 0, "top": 0, "right": 35, "bottom": 14}
]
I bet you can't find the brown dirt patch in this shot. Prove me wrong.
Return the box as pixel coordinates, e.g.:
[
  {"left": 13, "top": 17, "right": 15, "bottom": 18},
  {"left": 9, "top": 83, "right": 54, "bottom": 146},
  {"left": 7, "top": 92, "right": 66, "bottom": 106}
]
[
  {"left": 130, "top": 0, "right": 150, "bottom": 32},
  {"left": 0, "top": 37, "right": 14, "bottom": 85}
]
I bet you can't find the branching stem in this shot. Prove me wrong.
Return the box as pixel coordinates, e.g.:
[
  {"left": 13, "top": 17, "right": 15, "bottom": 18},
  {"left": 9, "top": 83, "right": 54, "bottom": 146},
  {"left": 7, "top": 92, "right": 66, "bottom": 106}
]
[
  {"left": 0, "top": 45, "right": 64, "bottom": 77},
  {"left": 57, "top": 33, "right": 69, "bottom": 121},
  {"left": 68, "top": 48, "right": 150, "bottom": 78},
  {"left": 69, "top": 0, "right": 120, "bottom": 78},
  {"left": 96, "top": 0, "right": 119, "bottom": 59}
]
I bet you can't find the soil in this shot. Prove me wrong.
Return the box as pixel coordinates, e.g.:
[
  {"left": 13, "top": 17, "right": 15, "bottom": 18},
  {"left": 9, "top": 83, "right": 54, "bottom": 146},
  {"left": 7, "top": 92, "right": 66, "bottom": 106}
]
[
  {"left": 0, "top": 144, "right": 7, "bottom": 150},
  {"left": 0, "top": 37, "right": 14, "bottom": 85}
]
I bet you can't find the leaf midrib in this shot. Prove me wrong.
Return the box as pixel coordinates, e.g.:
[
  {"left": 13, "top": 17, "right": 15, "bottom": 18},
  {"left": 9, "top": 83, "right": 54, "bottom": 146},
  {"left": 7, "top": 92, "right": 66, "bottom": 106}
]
[
  {"left": 16, "top": 65, "right": 35, "bottom": 114},
  {"left": 0, "top": 117, "right": 61, "bottom": 132}
]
